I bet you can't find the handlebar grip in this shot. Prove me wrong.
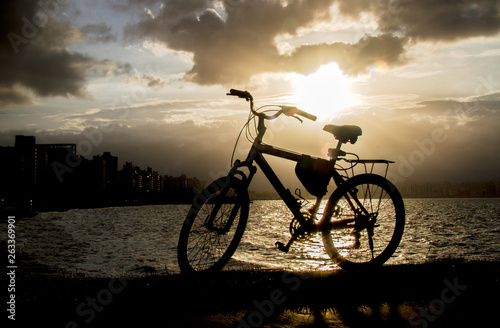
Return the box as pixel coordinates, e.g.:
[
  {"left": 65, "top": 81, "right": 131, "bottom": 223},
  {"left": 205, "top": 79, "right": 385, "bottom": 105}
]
[
  {"left": 297, "top": 110, "right": 317, "bottom": 122},
  {"left": 227, "top": 89, "right": 252, "bottom": 100},
  {"left": 282, "top": 106, "right": 317, "bottom": 121}
]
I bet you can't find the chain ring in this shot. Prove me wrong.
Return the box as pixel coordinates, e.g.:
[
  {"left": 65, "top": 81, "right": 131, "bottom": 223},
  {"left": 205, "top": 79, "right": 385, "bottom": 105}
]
[{"left": 289, "top": 217, "right": 314, "bottom": 240}]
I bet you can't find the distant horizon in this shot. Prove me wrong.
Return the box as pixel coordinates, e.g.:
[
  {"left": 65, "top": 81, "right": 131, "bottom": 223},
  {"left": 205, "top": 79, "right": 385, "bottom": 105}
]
[{"left": 1, "top": 133, "right": 499, "bottom": 190}]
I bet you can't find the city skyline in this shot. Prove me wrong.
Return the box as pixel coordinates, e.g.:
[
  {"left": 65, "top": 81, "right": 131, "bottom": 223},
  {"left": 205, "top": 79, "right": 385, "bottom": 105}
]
[
  {"left": 1, "top": 132, "right": 498, "bottom": 184},
  {"left": 1, "top": 134, "right": 497, "bottom": 206},
  {"left": 1, "top": 1, "right": 499, "bottom": 189},
  {"left": 0, "top": 134, "right": 203, "bottom": 213}
]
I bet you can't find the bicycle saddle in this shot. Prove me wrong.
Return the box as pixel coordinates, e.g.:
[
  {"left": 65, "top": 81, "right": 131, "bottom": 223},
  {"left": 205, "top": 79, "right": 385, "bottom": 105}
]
[{"left": 323, "top": 125, "right": 362, "bottom": 144}]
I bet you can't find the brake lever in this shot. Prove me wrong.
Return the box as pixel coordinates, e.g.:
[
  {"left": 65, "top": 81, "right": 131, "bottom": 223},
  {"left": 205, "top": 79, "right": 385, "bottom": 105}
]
[{"left": 280, "top": 106, "right": 303, "bottom": 123}]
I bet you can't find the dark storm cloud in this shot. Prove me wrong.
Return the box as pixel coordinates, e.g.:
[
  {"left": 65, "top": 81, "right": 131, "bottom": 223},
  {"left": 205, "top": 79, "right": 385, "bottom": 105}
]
[
  {"left": 283, "top": 33, "right": 407, "bottom": 75},
  {"left": 0, "top": 87, "right": 32, "bottom": 107},
  {"left": 386, "top": 0, "right": 500, "bottom": 41},
  {"left": 0, "top": 0, "right": 131, "bottom": 107},
  {"left": 337, "top": 0, "right": 500, "bottom": 42},
  {"left": 125, "top": 0, "right": 337, "bottom": 84},
  {"left": 124, "top": 0, "right": 500, "bottom": 85}
]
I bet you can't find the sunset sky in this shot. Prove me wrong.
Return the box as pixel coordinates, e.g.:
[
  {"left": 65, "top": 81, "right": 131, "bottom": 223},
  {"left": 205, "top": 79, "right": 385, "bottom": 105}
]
[{"left": 1, "top": 0, "right": 499, "bottom": 190}]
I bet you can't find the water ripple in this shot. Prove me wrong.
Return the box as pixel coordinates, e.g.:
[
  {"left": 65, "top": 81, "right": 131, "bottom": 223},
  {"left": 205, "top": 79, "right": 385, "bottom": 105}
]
[{"left": 11, "top": 198, "right": 500, "bottom": 276}]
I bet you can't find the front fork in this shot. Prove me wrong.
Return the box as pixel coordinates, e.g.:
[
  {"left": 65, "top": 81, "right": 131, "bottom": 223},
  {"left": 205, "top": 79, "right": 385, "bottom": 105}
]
[
  {"left": 204, "top": 159, "right": 257, "bottom": 234},
  {"left": 204, "top": 201, "right": 241, "bottom": 234}
]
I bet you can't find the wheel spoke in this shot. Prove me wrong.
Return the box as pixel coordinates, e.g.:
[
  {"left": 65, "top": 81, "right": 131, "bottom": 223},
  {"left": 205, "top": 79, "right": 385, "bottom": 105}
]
[
  {"left": 178, "top": 178, "right": 249, "bottom": 273},
  {"left": 322, "top": 174, "right": 405, "bottom": 269}
]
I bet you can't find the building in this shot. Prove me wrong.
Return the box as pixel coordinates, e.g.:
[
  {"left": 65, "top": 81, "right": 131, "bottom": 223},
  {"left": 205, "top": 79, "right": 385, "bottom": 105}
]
[
  {"left": 16, "top": 135, "right": 37, "bottom": 190},
  {"left": 0, "top": 135, "right": 78, "bottom": 212},
  {"left": 163, "top": 174, "right": 201, "bottom": 192},
  {"left": 91, "top": 152, "right": 118, "bottom": 191},
  {"left": 119, "top": 162, "right": 143, "bottom": 193},
  {"left": 36, "top": 142, "right": 77, "bottom": 188}
]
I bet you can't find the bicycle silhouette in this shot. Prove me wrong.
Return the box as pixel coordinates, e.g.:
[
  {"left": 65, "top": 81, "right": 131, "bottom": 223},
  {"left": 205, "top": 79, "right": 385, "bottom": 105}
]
[{"left": 178, "top": 89, "right": 405, "bottom": 273}]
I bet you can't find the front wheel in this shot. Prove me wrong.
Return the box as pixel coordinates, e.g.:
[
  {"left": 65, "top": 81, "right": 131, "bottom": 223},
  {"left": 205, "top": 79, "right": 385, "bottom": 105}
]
[
  {"left": 177, "top": 176, "right": 249, "bottom": 274},
  {"left": 321, "top": 174, "right": 405, "bottom": 270}
]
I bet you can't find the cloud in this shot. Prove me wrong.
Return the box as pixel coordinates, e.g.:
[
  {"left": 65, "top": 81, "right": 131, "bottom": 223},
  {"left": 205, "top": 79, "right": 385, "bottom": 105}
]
[
  {"left": 0, "top": 87, "right": 32, "bottom": 108},
  {"left": 142, "top": 74, "right": 166, "bottom": 89},
  {"left": 0, "top": 0, "right": 131, "bottom": 106},
  {"left": 56, "top": 96, "right": 244, "bottom": 132},
  {"left": 123, "top": 0, "right": 500, "bottom": 86},
  {"left": 106, "top": 0, "right": 165, "bottom": 12},
  {"left": 336, "top": 0, "right": 500, "bottom": 42},
  {"left": 282, "top": 33, "right": 407, "bottom": 75},
  {"left": 124, "top": 0, "right": 340, "bottom": 85},
  {"left": 126, "top": 72, "right": 166, "bottom": 90},
  {"left": 81, "top": 23, "right": 117, "bottom": 43},
  {"left": 0, "top": 118, "right": 242, "bottom": 181},
  {"left": 2, "top": 95, "right": 498, "bottom": 184},
  {"left": 385, "top": 0, "right": 500, "bottom": 41}
]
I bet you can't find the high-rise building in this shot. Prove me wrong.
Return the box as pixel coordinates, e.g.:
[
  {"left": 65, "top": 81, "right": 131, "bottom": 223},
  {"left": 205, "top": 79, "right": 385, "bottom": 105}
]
[
  {"left": 36, "top": 142, "right": 77, "bottom": 187},
  {"left": 92, "top": 152, "right": 118, "bottom": 191},
  {"left": 15, "top": 135, "right": 37, "bottom": 191}
]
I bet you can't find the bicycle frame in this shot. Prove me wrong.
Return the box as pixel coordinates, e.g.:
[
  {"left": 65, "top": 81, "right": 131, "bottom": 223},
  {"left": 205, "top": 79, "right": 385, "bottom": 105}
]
[
  {"left": 177, "top": 90, "right": 406, "bottom": 274},
  {"left": 229, "top": 112, "right": 347, "bottom": 228},
  {"left": 220, "top": 90, "right": 391, "bottom": 253},
  {"left": 178, "top": 90, "right": 405, "bottom": 273}
]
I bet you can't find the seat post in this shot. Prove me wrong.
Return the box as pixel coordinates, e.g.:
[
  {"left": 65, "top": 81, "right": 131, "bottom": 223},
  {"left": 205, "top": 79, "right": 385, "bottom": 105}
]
[{"left": 328, "top": 140, "right": 346, "bottom": 161}]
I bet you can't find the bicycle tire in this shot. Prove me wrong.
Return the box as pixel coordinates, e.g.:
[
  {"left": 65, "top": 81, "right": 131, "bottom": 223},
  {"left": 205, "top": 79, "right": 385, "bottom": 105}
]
[
  {"left": 321, "top": 174, "right": 405, "bottom": 270},
  {"left": 177, "top": 176, "right": 249, "bottom": 274}
]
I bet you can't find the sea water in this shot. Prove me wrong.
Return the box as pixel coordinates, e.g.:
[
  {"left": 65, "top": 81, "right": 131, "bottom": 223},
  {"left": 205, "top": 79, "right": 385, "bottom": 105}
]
[{"left": 12, "top": 198, "right": 500, "bottom": 277}]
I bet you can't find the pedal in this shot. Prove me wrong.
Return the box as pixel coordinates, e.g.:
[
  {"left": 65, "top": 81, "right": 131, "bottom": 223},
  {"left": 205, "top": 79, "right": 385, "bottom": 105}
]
[{"left": 275, "top": 242, "right": 290, "bottom": 253}]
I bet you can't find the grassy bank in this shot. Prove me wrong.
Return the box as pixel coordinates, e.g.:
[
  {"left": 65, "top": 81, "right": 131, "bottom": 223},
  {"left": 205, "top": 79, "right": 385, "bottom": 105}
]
[{"left": 2, "top": 259, "right": 499, "bottom": 327}]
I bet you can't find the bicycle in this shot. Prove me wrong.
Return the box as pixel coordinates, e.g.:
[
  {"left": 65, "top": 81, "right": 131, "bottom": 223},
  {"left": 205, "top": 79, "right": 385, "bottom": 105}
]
[{"left": 178, "top": 89, "right": 405, "bottom": 273}]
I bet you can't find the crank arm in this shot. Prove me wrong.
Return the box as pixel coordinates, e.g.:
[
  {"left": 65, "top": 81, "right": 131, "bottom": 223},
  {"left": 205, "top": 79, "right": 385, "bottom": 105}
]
[{"left": 275, "top": 236, "right": 296, "bottom": 253}]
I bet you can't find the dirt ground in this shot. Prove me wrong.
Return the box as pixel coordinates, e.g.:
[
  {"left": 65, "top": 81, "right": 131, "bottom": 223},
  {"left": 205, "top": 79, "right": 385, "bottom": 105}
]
[{"left": 2, "top": 258, "right": 499, "bottom": 327}]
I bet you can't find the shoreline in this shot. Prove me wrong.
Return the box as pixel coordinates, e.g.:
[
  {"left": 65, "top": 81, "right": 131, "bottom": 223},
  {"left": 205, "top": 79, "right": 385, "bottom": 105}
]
[
  {"left": 3, "top": 196, "right": 499, "bottom": 219},
  {"left": 2, "top": 259, "right": 499, "bottom": 327}
]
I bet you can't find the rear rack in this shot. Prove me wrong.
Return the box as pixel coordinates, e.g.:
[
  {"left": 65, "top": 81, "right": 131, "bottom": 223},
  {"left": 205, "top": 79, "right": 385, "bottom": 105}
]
[{"left": 337, "top": 158, "right": 394, "bottom": 179}]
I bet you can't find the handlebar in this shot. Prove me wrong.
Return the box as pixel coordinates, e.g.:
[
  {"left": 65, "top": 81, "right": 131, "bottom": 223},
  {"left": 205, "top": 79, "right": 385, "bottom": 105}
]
[
  {"left": 227, "top": 89, "right": 253, "bottom": 101},
  {"left": 281, "top": 106, "right": 317, "bottom": 122},
  {"left": 227, "top": 89, "right": 316, "bottom": 122}
]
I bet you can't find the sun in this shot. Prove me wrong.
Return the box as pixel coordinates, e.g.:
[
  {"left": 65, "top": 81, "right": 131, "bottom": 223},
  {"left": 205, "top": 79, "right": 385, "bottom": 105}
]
[{"left": 292, "top": 63, "right": 355, "bottom": 120}]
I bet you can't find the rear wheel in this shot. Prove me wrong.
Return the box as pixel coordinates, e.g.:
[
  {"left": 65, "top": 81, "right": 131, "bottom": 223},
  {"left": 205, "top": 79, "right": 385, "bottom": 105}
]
[
  {"left": 177, "top": 176, "right": 249, "bottom": 274},
  {"left": 321, "top": 174, "right": 405, "bottom": 270}
]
